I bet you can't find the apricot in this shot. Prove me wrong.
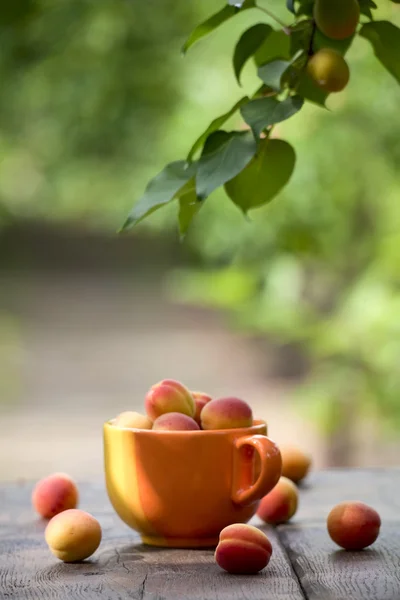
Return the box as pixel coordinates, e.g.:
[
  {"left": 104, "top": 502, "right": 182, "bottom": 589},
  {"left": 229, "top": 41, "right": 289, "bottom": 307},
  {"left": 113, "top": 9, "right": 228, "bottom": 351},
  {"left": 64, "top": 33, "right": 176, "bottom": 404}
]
[
  {"left": 256, "top": 476, "right": 298, "bottom": 525},
  {"left": 152, "top": 412, "right": 200, "bottom": 431},
  {"left": 307, "top": 49, "right": 350, "bottom": 93},
  {"left": 200, "top": 397, "right": 253, "bottom": 430},
  {"left": 314, "top": 0, "right": 360, "bottom": 41},
  {"left": 114, "top": 411, "right": 153, "bottom": 429},
  {"left": 327, "top": 501, "right": 381, "bottom": 550},
  {"left": 32, "top": 473, "right": 79, "bottom": 519},
  {"left": 192, "top": 391, "right": 212, "bottom": 426},
  {"left": 45, "top": 509, "right": 102, "bottom": 562},
  {"left": 280, "top": 445, "right": 312, "bottom": 483},
  {"left": 145, "top": 379, "right": 195, "bottom": 421},
  {"left": 215, "top": 523, "right": 272, "bottom": 574}
]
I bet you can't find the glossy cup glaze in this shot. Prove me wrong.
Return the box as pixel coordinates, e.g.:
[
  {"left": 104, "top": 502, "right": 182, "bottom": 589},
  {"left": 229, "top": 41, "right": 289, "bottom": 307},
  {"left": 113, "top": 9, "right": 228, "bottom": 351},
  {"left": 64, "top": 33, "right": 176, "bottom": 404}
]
[{"left": 103, "top": 419, "right": 281, "bottom": 548}]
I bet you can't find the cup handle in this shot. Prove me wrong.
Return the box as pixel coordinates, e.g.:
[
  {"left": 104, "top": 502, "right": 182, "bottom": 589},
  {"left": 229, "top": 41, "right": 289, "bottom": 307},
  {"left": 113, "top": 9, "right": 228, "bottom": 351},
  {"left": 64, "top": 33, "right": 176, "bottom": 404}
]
[{"left": 231, "top": 435, "right": 282, "bottom": 506}]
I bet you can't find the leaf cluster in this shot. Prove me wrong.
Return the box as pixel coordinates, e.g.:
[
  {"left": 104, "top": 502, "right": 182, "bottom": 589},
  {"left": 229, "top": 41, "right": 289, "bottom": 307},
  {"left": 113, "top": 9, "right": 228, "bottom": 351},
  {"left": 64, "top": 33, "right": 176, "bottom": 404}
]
[{"left": 123, "top": 0, "right": 400, "bottom": 236}]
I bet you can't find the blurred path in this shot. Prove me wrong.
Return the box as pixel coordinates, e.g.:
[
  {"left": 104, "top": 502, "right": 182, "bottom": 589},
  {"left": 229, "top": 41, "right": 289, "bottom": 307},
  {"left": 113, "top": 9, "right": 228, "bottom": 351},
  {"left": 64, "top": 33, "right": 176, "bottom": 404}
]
[
  {"left": 0, "top": 272, "right": 323, "bottom": 480},
  {"left": 0, "top": 272, "right": 398, "bottom": 481}
]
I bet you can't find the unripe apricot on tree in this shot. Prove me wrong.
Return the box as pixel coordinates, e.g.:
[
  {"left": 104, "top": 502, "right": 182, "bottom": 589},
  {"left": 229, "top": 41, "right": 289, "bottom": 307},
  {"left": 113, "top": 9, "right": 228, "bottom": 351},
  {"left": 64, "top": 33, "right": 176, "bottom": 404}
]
[
  {"left": 200, "top": 397, "right": 253, "bottom": 430},
  {"left": 192, "top": 391, "right": 213, "bottom": 426},
  {"left": 114, "top": 411, "right": 153, "bottom": 429},
  {"left": 307, "top": 48, "right": 350, "bottom": 93},
  {"left": 152, "top": 412, "right": 200, "bottom": 431},
  {"left": 215, "top": 524, "right": 272, "bottom": 574},
  {"left": 314, "top": 0, "right": 360, "bottom": 41},
  {"left": 45, "top": 509, "right": 102, "bottom": 562},
  {"left": 256, "top": 476, "right": 298, "bottom": 525},
  {"left": 327, "top": 501, "right": 381, "bottom": 550},
  {"left": 32, "top": 473, "right": 79, "bottom": 519},
  {"left": 145, "top": 379, "right": 195, "bottom": 421},
  {"left": 280, "top": 446, "right": 312, "bottom": 483}
]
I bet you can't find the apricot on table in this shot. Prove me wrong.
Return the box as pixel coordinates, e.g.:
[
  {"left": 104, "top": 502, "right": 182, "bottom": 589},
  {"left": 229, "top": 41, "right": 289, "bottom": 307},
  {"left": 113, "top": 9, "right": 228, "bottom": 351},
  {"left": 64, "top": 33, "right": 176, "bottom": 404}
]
[
  {"left": 215, "top": 523, "right": 272, "bottom": 574},
  {"left": 32, "top": 473, "right": 78, "bottom": 519},
  {"left": 327, "top": 501, "right": 381, "bottom": 550},
  {"left": 152, "top": 412, "right": 200, "bottom": 431},
  {"left": 314, "top": 0, "right": 360, "bottom": 41},
  {"left": 145, "top": 379, "right": 195, "bottom": 421},
  {"left": 192, "top": 391, "right": 212, "bottom": 426},
  {"left": 256, "top": 476, "right": 298, "bottom": 525},
  {"left": 114, "top": 411, "right": 153, "bottom": 429},
  {"left": 307, "top": 48, "right": 350, "bottom": 93},
  {"left": 200, "top": 397, "right": 253, "bottom": 430},
  {"left": 280, "top": 445, "right": 312, "bottom": 483},
  {"left": 45, "top": 509, "right": 102, "bottom": 562}
]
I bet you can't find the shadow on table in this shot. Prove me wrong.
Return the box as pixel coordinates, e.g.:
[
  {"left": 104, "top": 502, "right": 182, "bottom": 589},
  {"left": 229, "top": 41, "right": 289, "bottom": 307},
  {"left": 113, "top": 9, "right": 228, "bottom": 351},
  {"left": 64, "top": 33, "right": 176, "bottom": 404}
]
[{"left": 330, "top": 548, "right": 381, "bottom": 564}]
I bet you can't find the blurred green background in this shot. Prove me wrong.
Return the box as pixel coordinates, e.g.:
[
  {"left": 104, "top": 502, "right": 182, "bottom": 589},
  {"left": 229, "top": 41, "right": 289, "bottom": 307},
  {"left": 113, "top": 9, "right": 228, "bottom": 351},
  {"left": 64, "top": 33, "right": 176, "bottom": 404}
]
[{"left": 1, "top": 1, "right": 399, "bottom": 479}]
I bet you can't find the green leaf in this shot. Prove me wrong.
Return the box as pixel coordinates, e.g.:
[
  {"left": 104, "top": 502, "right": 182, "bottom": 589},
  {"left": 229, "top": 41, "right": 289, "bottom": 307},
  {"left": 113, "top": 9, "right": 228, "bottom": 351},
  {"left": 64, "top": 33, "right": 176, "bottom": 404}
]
[
  {"left": 233, "top": 24, "right": 272, "bottom": 84},
  {"left": 296, "top": 0, "right": 314, "bottom": 16},
  {"left": 182, "top": 5, "right": 235, "bottom": 54},
  {"left": 182, "top": 0, "right": 255, "bottom": 54},
  {"left": 286, "top": 0, "right": 296, "bottom": 14},
  {"left": 254, "top": 30, "right": 291, "bottom": 66},
  {"left": 224, "top": 138, "right": 296, "bottom": 213},
  {"left": 196, "top": 130, "right": 257, "bottom": 200},
  {"left": 241, "top": 95, "right": 303, "bottom": 138},
  {"left": 358, "top": 0, "right": 377, "bottom": 18},
  {"left": 289, "top": 20, "right": 313, "bottom": 57},
  {"left": 187, "top": 97, "right": 249, "bottom": 162},
  {"left": 312, "top": 29, "right": 354, "bottom": 55},
  {"left": 359, "top": 5, "right": 372, "bottom": 18},
  {"left": 122, "top": 161, "right": 197, "bottom": 230},
  {"left": 251, "top": 84, "right": 274, "bottom": 98},
  {"left": 360, "top": 21, "right": 400, "bottom": 84},
  {"left": 258, "top": 60, "right": 291, "bottom": 91},
  {"left": 297, "top": 72, "right": 329, "bottom": 107},
  {"left": 228, "top": 0, "right": 252, "bottom": 6},
  {"left": 178, "top": 186, "right": 202, "bottom": 238},
  {"left": 289, "top": 22, "right": 354, "bottom": 67}
]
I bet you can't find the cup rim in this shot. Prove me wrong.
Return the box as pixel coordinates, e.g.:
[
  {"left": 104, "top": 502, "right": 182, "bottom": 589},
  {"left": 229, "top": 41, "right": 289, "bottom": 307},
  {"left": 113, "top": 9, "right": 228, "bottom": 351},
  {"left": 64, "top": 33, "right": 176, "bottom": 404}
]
[{"left": 104, "top": 418, "right": 267, "bottom": 436}]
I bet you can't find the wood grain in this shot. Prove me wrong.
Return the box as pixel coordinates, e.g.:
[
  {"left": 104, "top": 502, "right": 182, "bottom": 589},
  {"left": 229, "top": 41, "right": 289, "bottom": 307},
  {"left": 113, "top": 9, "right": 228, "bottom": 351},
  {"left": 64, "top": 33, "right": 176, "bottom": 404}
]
[
  {"left": 279, "top": 526, "right": 400, "bottom": 600},
  {"left": 289, "top": 469, "right": 400, "bottom": 523},
  {"left": 1, "top": 470, "right": 400, "bottom": 600},
  {"left": 0, "top": 482, "right": 305, "bottom": 600},
  {"left": 275, "top": 469, "right": 400, "bottom": 600}
]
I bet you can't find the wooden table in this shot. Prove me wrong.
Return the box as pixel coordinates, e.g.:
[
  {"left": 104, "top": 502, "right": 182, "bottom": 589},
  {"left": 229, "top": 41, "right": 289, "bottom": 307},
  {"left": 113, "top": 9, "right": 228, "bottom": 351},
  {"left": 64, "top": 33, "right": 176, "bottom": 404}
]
[{"left": 1, "top": 469, "right": 399, "bottom": 600}]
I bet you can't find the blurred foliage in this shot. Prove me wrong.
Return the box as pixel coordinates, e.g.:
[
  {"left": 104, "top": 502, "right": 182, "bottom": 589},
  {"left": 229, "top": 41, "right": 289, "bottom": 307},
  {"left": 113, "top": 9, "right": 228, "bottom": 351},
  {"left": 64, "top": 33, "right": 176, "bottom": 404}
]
[
  {"left": 0, "top": 0, "right": 199, "bottom": 228},
  {"left": 0, "top": 0, "right": 202, "bottom": 404},
  {"left": 122, "top": 0, "right": 400, "bottom": 234}
]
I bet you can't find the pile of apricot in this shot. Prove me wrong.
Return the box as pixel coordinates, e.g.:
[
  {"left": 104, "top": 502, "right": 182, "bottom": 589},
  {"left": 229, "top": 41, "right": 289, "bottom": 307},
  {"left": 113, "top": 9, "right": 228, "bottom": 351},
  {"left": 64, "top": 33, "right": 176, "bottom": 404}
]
[{"left": 114, "top": 378, "right": 254, "bottom": 432}]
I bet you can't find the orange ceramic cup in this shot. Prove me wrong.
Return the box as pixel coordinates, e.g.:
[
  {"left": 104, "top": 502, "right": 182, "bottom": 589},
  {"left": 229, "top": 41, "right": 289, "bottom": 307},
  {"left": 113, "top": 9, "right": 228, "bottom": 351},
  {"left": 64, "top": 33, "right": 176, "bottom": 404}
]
[{"left": 103, "top": 419, "right": 281, "bottom": 548}]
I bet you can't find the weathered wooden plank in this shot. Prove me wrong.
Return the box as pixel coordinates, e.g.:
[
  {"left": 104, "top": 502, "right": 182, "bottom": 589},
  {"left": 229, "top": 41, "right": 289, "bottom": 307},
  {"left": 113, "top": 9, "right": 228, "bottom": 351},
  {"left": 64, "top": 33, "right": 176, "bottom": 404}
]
[
  {"left": 275, "top": 469, "right": 400, "bottom": 600},
  {"left": 290, "top": 469, "right": 400, "bottom": 522},
  {"left": 2, "top": 470, "right": 399, "bottom": 600},
  {"left": 279, "top": 525, "right": 400, "bottom": 600},
  {"left": 0, "top": 482, "right": 306, "bottom": 600}
]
